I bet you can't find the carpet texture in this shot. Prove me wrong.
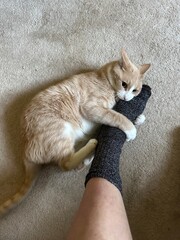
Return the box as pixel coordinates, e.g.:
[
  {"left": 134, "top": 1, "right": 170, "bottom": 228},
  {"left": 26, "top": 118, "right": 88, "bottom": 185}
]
[{"left": 0, "top": 0, "right": 179, "bottom": 239}]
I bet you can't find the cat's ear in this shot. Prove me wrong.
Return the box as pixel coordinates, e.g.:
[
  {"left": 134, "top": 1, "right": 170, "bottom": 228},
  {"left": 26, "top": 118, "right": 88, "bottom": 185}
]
[
  {"left": 120, "top": 48, "right": 134, "bottom": 72},
  {"left": 139, "top": 64, "right": 151, "bottom": 75}
]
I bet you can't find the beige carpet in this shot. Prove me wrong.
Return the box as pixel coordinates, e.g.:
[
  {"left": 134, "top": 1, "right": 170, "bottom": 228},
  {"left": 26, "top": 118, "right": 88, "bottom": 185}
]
[{"left": 0, "top": 0, "right": 180, "bottom": 239}]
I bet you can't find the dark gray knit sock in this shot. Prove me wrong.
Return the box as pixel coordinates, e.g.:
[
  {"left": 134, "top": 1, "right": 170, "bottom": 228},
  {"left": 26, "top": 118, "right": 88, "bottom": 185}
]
[{"left": 85, "top": 85, "right": 151, "bottom": 192}]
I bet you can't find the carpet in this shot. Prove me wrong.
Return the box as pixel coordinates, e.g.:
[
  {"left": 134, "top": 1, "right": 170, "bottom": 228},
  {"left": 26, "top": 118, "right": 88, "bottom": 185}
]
[{"left": 0, "top": 0, "right": 179, "bottom": 239}]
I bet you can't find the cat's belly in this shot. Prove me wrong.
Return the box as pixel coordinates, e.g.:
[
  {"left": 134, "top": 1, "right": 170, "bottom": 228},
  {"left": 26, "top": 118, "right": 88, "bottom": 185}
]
[
  {"left": 64, "top": 118, "right": 99, "bottom": 143},
  {"left": 76, "top": 118, "right": 100, "bottom": 141},
  {"left": 81, "top": 118, "right": 97, "bottom": 134}
]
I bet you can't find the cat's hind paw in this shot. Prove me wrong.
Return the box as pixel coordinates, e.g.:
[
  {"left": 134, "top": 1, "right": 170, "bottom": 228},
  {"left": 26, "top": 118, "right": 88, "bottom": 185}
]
[
  {"left": 84, "top": 156, "right": 94, "bottom": 166},
  {"left": 76, "top": 155, "right": 94, "bottom": 171}
]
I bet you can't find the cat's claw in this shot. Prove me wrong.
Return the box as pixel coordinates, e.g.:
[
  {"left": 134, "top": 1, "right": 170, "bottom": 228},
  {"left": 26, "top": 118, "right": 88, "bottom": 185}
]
[
  {"left": 125, "top": 126, "right": 137, "bottom": 141},
  {"left": 135, "top": 114, "right": 146, "bottom": 125}
]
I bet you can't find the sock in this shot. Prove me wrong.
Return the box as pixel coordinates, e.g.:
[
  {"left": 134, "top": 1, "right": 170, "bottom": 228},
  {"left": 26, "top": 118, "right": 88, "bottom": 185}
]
[{"left": 85, "top": 85, "right": 151, "bottom": 192}]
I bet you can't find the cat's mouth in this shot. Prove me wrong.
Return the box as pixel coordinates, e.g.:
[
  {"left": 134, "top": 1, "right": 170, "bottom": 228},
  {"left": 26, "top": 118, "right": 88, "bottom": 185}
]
[
  {"left": 117, "top": 95, "right": 133, "bottom": 101},
  {"left": 116, "top": 92, "right": 134, "bottom": 101},
  {"left": 120, "top": 97, "right": 130, "bottom": 101}
]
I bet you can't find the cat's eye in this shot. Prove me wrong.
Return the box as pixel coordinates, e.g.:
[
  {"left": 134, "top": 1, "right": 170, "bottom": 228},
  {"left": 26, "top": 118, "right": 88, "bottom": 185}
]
[
  {"left": 133, "top": 89, "right": 137, "bottom": 92},
  {"left": 122, "top": 81, "right": 127, "bottom": 88}
]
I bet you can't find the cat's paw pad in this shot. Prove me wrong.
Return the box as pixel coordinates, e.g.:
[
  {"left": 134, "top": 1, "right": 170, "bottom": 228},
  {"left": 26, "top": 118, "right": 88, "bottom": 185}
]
[
  {"left": 125, "top": 126, "right": 137, "bottom": 141},
  {"left": 135, "top": 114, "right": 146, "bottom": 125}
]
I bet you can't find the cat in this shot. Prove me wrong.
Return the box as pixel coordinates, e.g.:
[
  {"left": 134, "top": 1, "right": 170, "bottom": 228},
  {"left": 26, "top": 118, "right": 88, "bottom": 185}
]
[{"left": 0, "top": 49, "right": 150, "bottom": 215}]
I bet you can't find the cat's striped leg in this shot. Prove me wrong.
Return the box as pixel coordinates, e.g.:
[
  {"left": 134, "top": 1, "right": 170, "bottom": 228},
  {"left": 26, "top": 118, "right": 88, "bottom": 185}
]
[{"left": 60, "top": 139, "right": 98, "bottom": 171}]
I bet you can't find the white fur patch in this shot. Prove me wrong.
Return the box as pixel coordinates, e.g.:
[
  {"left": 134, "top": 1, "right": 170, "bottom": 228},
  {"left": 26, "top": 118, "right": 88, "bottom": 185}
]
[
  {"left": 117, "top": 85, "right": 136, "bottom": 101},
  {"left": 84, "top": 155, "right": 94, "bottom": 166},
  {"left": 135, "top": 114, "right": 146, "bottom": 125},
  {"left": 64, "top": 122, "right": 85, "bottom": 142},
  {"left": 124, "top": 85, "right": 135, "bottom": 101},
  {"left": 63, "top": 122, "right": 74, "bottom": 137},
  {"left": 125, "top": 126, "right": 137, "bottom": 141},
  {"left": 117, "top": 89, "right": 126, "bottom": 99},
  {"left": 81, "top": 118, "right": 94, "bottom": 133},
  {"left": 64, "top": 119, "right": 97, "bottom": 142}
]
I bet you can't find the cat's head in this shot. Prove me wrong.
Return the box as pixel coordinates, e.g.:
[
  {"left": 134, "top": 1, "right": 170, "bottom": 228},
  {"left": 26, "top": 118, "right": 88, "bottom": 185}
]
[{"left": 109, "top": 49, "right": 151, "bottom": 101}]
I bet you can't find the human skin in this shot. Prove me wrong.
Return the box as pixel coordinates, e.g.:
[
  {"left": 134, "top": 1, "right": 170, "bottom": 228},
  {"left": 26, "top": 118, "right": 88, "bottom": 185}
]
[{"left": 67, "top": 178, "right": 132, "bottom": 240}]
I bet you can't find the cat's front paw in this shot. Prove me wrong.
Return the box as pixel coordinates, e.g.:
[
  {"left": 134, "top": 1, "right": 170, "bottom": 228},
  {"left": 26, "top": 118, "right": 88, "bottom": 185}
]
[
  {"left": 125, "top": 126, "right": 137, "bottom": 141},
  {"left": 134, "top": 114, "right": 146, "bottom": 125}
]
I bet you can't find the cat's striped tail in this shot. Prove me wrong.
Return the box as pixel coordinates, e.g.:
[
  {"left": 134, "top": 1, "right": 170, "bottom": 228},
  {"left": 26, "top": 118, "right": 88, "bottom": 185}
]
[{"left": 0, "top": 160, "right": 40, "bottom": 216}]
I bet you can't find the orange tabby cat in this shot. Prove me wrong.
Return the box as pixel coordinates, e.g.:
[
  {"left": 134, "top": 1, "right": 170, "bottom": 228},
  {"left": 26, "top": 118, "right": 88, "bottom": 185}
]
[{"left": 0, "top": 49, "right": 150, "bottom": 215}]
